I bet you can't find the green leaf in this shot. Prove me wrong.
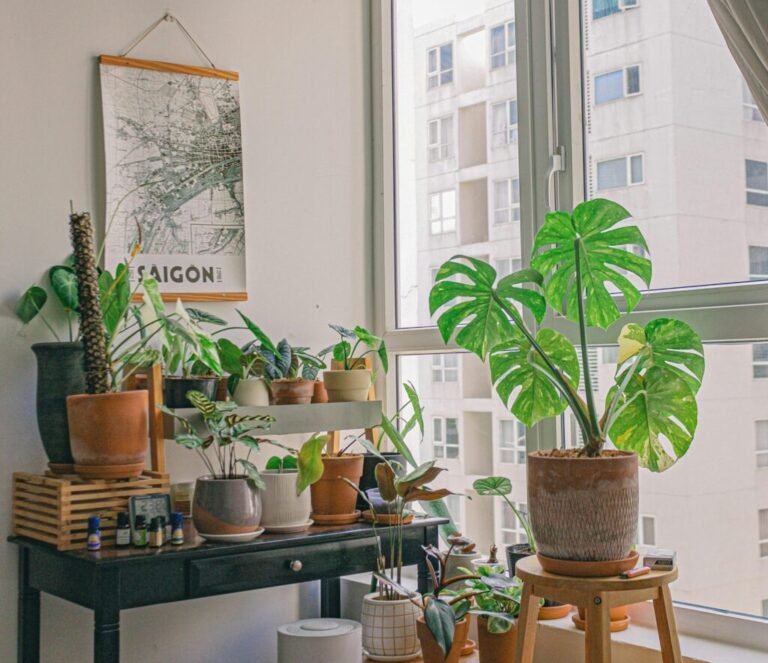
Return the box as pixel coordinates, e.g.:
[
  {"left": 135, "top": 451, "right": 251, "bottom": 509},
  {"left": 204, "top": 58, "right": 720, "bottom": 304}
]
[
  {"left": 175, "top": 433, "right": 206, "bottom": 449},
  {"left": 424, "top": 598, "right": 456, "bottom": 657},
  {"left": 186, "top": 308, "right": 226, "bottom": 326},
  {"left": 48, "top": 266, "right": 78, "bottom": 312},
  {"left": 332, "top": 340, "right": 351, "bottom": 364},
  {"left": 218, "top": 338, "right": 244, "bottom": 376},
  {"left": 531, "top": 199, "right": 651, "bottom": 330},
  {"left": 186, "top": 390, "right": 217, "bottom": 418},
  {"left": 379, "top": 413, "right": 418, "bottom": 467},
  {"left": 238, "top": 458, "right": 266, "bottom": 490},
  {"left": 429, "top": 255, "right": 546, "bottom": 360},
  {"left": 608, "top": 367, "right": 698, "bottom": 472},
  {"left": 265, "top": 456, "right": 282, "bottom": 471},
  {"left": 330, "top": 324, "right": 356, "bottom": 339},
  {"left": 473, "top": 476, "right": 512, "bottom": 497},
  {"left": 237, "top": 310, "right": 277, "bottom": 355},
  {"left": 196, "top": 332, "right": 223, "bottom": 376},
  {"left": 401, "top": 382, "right": 424, "bottom": 437},
  {"left": 282, "top": 455, "right": 298, "bottom": 470},
  {"left": 296, "top": 434, "right": 329, "bottom": 495},
  {"left": 377, "top": 338, "right": 389, "bottom": 373},
  {"left": 99, "top": 264, "right": 131, "bottom": 340},
  {"left": 15, "top": 286, "right": 47, "bottom": 323},
  {"left": 490, "top": 328, "right": 580, "bottom": 427}
]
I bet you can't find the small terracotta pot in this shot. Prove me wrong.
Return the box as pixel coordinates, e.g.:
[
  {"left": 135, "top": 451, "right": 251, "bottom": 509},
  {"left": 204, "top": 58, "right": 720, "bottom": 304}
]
[
  {"left": 66, "top": 390, "right": 148, "bottom": 479},
  {"left": 322, "top": 369, "right": 372, "bottom": 402},
  {"left": 310, "top": 454, "right": 364, "bottom": 523},
  {"left": 538, "top": 603, "right": 572, "bottom": 620},
  {"left": 312, "top": 380, "right": 329, "bottom": 403},
  {"left": 417, "top": 616, "right": 469, "bottom": 663},
  {"left": 574, "top": 605, "right": 630, "bottom": 632},
  {"left": 270, "top": 378, "right": 315, "bottom": 405},
  {"left": 193, "top": 476, "right": 261, "bottom": 535},
  {"left": 477, "top": 616, "right": 516, "bottom": 663}
]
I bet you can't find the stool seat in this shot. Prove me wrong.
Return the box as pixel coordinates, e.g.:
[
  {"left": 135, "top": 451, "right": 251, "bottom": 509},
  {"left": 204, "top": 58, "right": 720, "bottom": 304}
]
[{"left": 514, "top": 555, "right": 681, "bottom": 663}]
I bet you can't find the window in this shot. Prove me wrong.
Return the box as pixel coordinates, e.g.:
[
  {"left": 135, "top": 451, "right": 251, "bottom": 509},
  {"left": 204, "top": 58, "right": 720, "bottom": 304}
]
[
  {"left": 594, "top": 65, "right": 641, "bottom": 104},
  {"left": 493, "top": 178, "right": 520, "bottom": 225},
  {"left": 495, "top": 257, "right": 522, "bottom": 278},
  {"left": 757, "top": 421, "right": 768, "bottom": 469},
  {"left": 427, "top": 43, "right": 453, "bottom": 88},
  {"left": 744, "top": 80, "right": 762, "bottom": 122},
  {"left": 601, "top": 346, "right": 619, "bottom": 364},
  {"left": 499, "top": 419, "right": 526, "bottom": 464},
  {"left": 491, "top": 100, "right": 518, "bottom": 145},
  {"left": 760, "top": 509, "right": 768, "bottom": 557},
  {"left": 638, "top": 515, "right": 656, "bottom": 546},
  {"left": 428, "top": 116, "right": 454, "bottom": 162},
  {"left": 747, "top": 160, "right": 768, "bottom": 206},
  {"left": 429, "top": 190, "right": 456, "bottom": 235},
  {"left": 501, "top": 501, "right": 528, "bottom": 545},
  {"left": 490, "top": 21, "right": 516, "bottom": 69},
  {"left": 432, "top": 353, "right": 459, "bottom": 383},
  {"left": 754, "top": 344, "right": 768, "bottom": 379},
  {"left": 750, "top": 246, "right": 768, "bottom": 280},
  {"left": 763, "top": 600, "right": 768, "bottom": 618},
  {"left": 433, "top": 416, "right": 459, "bottom": 459},
  {"left": 445, "top": 494, "right": 462, "bottom": 531},
  {"left": 596, "top": 154, "right": 644, "bottom": 190},
  {"left": 593, "top": 0, "right": 639, "bottom": 20}
]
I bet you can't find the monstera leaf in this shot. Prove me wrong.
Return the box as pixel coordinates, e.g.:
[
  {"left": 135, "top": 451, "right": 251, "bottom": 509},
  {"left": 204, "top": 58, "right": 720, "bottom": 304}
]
[
  {"left": 429, "top": 255, "right": 546, "bottom": 360},
  {"left": 531, "top": 199, "right": 652, "bottom": 330},
  {"left": 490, "top": 328, "right": 580, "bottom": 427}
]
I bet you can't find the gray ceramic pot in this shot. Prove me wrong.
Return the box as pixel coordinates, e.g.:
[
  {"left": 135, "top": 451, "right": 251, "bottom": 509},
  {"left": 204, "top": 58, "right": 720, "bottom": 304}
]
[{"left": 192, "top": 476, "right": 262, "bottom": 536}]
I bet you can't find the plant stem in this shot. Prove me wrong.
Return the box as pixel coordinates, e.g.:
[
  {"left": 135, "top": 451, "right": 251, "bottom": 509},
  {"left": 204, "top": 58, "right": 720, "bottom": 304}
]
[{"left": 502, "top": 495, "right": 536, "bottom": 552}]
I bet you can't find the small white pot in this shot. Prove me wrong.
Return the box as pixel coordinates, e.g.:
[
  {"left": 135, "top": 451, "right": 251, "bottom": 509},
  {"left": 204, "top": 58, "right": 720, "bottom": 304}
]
[
  {"left": 471, "top": 558, "right": 506, "bottom": 573},
  {"left": 233, "top": 377, "right": 270, "bottom": 406},
  {"left": 361, "top": 592, "right": 421, "bottom": 660},
  {"left": 260, "top": 471, "right": 312, "bottom": 529},
  {"left": 322, "top": 369, "right": 372, "bottom": 402},
  {"left": 444, "top": 551, "right": 480, "bottom": 590}
]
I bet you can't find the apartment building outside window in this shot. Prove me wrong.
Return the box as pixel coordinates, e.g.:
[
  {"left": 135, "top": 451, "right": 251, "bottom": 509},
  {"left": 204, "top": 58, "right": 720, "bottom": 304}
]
[
  {"left": 427, "top": 43, "right": 453, "bottom": 88},
  {"left": 760, "top": 509, "right": 768, "bottom": 557},
  {"left": 754, "top": 343, "right": 768, "bottom": 378},
  {"left": 757, "top": 421, "right": 768, "bottom": 468},
  {"left": 432, "top": 353, "right": 458, "bottom": 383},
  {"left": 493, "top": 178, "right": 520, "bottom": 224},
  {"left": 428, "top": 116, "right": 453, "bottom": 162},
  {"left": 594, "top": 65, "right": 641, "bottom": 104},
  {"left": 429, "top": 190, "right": 456, "bottom": 235},
  {"left": 501, "top": 501, "right": 529, "bottom": 545},
  {"left": 593, "top": 0, "right": 639, "bottom": 20},
  {"left": 746, "top": 159, "right": 768, "bottom": 206},
  {"left": 601, "top": 346, "right": 619, "bottom": 364},
  {"left": 750, "top": 246, "right": 768, "bottom": 280},
  {"left": 490, "top": 21, "right": 515, "bottom": 69},
  {"left": 638, "top": 515, "right": 656, "bottom": 546},
  {"left": 491, "top": 100, "right": 518, "bottom": 146},
  {"left": 596, "top": 154, "right": 644, "bottom": 190},
  {"left": 433, "top": 416, "right": 459, "bottom": 459},
  {"left": 744, "top": 80, "right": 762, "bottom": 121},
  {"left": 495, "top": 257, "right": 522, "bottom": 278},
  {"left": 499, "top": 419, "right": 526, "bottom": 464}
]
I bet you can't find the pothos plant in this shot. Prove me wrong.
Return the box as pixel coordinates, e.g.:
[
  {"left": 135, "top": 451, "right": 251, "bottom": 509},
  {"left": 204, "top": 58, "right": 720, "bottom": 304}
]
[
  {"left": 429, "top": 199, "right": 705, "bottom": 471},
  {"left": 321, "top": 324, "right": 388, "bottom": 373}
]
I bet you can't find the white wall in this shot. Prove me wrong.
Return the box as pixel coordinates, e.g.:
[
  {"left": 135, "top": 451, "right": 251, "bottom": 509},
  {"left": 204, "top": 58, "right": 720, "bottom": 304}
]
[{"left": 0, "top": 1, "right": 372, "bottom": 661}]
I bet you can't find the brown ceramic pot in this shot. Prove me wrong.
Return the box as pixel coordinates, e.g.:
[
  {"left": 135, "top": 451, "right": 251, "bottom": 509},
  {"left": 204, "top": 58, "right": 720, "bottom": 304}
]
[
  {"left": 477, "top": 616, "right": 516, "bottom": 663},
  {"left": 574, "top": 606, "right": 630, "bottom": 632},
  {"left": 66, "top": 390, "right": 148, "bottom": 479},
  {"left": 527, "top": 451, "right": 638, "bottom": 563},
  {"left": 311, "top": 380, "right": 329, "bottom": 403},
  {"left": 270, "top": 378, "right": 315, "bottom": 405},
  {"left": 417, "top": 616, "right": 469, "bottom": 663},
  {"left": 310, "top": 454, "right": 364, "bottom": 524}
]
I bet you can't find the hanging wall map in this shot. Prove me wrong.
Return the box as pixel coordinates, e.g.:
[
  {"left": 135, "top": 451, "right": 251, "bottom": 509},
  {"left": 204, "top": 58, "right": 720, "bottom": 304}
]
[{"left": 99, "top": 55, "right": 246, "bottom": 300}]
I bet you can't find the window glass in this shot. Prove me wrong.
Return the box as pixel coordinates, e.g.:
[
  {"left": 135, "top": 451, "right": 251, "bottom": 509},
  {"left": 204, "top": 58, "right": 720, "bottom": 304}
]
[
  {"left": 760, "top": 509, "right": 768, "bottom": 557},
  {"left": 594, "top": 69, "right": 624, "bottom": 104},
  {"left": 756, "top": 421, "right": 768, "bottom": 468},
  {"left": 593, "top": 0, "right": 620, "bottom": 20},
  {"left": 596, "top": 157, "right": 627, "bottom": 190},
  {"left": 744, "top": 80, "right": 763, "bottom": 121},
  {"left": 625, "top": 65, "right": 641, "bottom": 94},
  {"left": 629, "top": 154, "right": 643, "bottom": 184},
  {"left": 749, "top": 246, "right": 768, "bottom": 280},
  {"left": 754, "top": 343, "right": 768, "bottom": 378}
]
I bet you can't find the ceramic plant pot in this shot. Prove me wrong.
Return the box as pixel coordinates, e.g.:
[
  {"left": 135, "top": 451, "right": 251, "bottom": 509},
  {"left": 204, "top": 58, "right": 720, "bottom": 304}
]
[
  {"left": 32, "top": 342, "right": 86, "bottom": 473},
  {"left": 270, "top": 378, "right": 315, "bottom": 405},
  {"left": 361, "top": 592, "right": 421, "bottom": 660},
  {"left": 164, "top": 376, "right": 219, "bottom": 408},
  {"left": 322, "top": 369, "right": 372, "bottom": 402},
  {"left": 416, "top": 616, "right": 469, "bottom": 663},
  {"left": 444, "top": 550, "right": 480, "bottom": 590},
  {"left": 358, "top": 452, "right": 404, "bottom": 510},
  {"left": 527, "top": 451, "right": 639, "bottom": 563},
  {"left": 310, "top": 454, "right": 364, "bottom": 524},
  {"left": 66, "top": 390, "right": 148, "bottom": 479},
  {"left": 574, "top": 605, "right": 630, "bottom": 632},
  {"left": 260, "top": 470, "right": 312, "bottom": 531},
  {"left": 193, "top": 476, "right": 262, "bottom": 535},
  {"left": 312, "top": 380, "right": 329, "bottom": 403},
  {"left": 233, "top": 377, "right": 270, "bottom": 406},
  {"left": 505, "top": 543, "right": 570, "bottom": 617},
  {"left": 477, "top": 617, "right": 516, "bottom": 663}
]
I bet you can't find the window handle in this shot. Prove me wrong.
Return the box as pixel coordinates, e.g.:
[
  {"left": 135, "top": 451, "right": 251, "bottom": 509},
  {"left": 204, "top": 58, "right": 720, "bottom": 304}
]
[{"left": 547, "top": 146, "right": 566, "bottom": 212}]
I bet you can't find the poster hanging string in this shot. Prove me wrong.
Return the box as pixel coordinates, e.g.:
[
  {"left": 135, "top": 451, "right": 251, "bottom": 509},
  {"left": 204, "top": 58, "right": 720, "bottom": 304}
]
[{"left": 120, "top": 13, "right": 216, "bottom": 69}]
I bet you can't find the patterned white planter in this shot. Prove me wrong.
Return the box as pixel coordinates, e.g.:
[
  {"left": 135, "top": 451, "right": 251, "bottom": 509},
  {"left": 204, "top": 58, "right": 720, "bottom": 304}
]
[{"left": 361, "top": 591, "right": 421, "bottom": 661}]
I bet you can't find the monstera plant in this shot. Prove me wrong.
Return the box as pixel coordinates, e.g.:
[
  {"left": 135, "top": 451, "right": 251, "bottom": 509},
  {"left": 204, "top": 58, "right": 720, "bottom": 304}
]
[{"left": 429, "top": 198, "right": 705, "bottom": 566}]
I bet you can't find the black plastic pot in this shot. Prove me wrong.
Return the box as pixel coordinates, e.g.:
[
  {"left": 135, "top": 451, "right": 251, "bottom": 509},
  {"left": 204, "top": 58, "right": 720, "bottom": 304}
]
[
  {"left": 164, "top": 376, "right": 219, "bottom": 408},
  {"left": 32, "top": 342, "right": 86, "bottom": 472},
  {"left": 506, "top": 543, "right": 560, "bottom": 608},
  {"left": 357, "top": 452, "right": 404, "bottom": 511}
]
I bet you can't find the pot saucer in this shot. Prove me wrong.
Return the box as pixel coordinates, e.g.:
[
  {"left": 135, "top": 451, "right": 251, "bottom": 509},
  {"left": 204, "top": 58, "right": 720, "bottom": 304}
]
[
  {"left": 311, "top": 510, "right": 361, "bottom": 525},
  {"left": 263, "top": 520, "right": 314, "bottom": 534},
  {"left": 537, "top": 550, "right": 639, "bottom": 577},
  {"left": 197, "top": 528, "right": 264, "bottom": 543},
  {"left": 363, "top": 651, "right": 421, "bottom": 662}
]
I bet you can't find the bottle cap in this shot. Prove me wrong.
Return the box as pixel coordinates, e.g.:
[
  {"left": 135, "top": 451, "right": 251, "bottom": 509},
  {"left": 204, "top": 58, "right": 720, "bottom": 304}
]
[
  {"left": 171, "top": 512, "right": 184, "bottom": 528},
  {"left": 149, "top": 516, "right": 163, "bottom": 531},
  {"left": 88, "top": 515, "right": 100, "bottom": 531},
  {"left": 135, "top": 514, "right": 146, "bottom": 527},
  {"left": 117, "top": 512, "right": 129, "bottom": 528}
]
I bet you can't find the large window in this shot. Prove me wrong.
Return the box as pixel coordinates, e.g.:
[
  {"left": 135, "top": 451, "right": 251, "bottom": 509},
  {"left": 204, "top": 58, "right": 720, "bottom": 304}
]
[
  {"left": 499, "top": 419, "right": 526, "bottom": 464},
  {"left": 428, "top": 190, "right": 456, "bottom": 235},
  {"left": 490, "top": 21, "right": 516, "bottom": 70},
  {"left": 596, "top": 154, "right": 643, "bottom": 190},
  {"left": 433, "top": 416, "right": 459, "bottom": 459},
  {"left": 428, "top": 116, "right": 454, "bottom": 162},
  {"left": 747, "top": 159, "right": 768, "bottom": 206},
  {"left": 491, "top": 100, "right": 518, "bottom": 146},
  {"left": 594, "top": 65, "right": 641, "bottom": 104},
  {"left": 493, "top": 178, "right": 520, "bottom": 225},
  {"left": 427, "top": 43, "right": 453, "bottom": 89}
]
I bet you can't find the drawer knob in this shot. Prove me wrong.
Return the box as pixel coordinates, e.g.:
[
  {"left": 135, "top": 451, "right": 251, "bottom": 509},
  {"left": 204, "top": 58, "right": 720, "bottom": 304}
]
[{"left": 289, "top": 560, "right": 303, "bottom": 572}]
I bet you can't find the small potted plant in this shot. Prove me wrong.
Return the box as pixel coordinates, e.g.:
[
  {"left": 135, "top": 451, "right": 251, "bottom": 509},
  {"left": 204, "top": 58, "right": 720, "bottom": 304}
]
[
  {"left": 309, "top": 436, "right": 365, "bottom": 525},
  {"left": 217, "top": 336, "right": 269, "bottom": 406},
  {"left": 264, "top": 339, "right": 326, "bottom": 405},
  {"left": 260, "top": 452, "right": 316, "bottom": 533},
  {"left": 321, "top": 324, "right": 388, "bottom": 402}
]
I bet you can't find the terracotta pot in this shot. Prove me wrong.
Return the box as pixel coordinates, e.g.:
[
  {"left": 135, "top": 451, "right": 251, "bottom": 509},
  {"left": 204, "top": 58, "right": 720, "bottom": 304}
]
[
  {"left": 312, "top": 380, "right": 329, "bottom": 403},
  {"left": 193, "top": 476, "right": 261, "bottom": 535},
  {"left": 260, "top": 470, "right": 311, "bottom": 530},
  {"left": 270, "top": 378, "right": 315, "bottom": 405},
  {"left": 574, "top": 605, "right": 630, "bottom": 632},
  {"left": 233, "top": 377, "right": 270, "bottom": 406},
  {"left": 310, "top": 454, "right": 364, "bottom": 523},
  {"left": 477, "top": 616, "right": 516, "bottom": 663},
  {"left": 66, "top": 390, "right": 148, "bottom": 479},
  {"left": 527, "top": 451, "right": 638, "bottom": 562},
  {"left": 538, "top": 603, "right": 572, "bottom": 620},
  {"left": 164, "top": 376, "right": 219, "bottom": 408},
  {"left": 322, "top": 369, "right": 372, "bottom": 402},
  {"left": 416, "top": 616, "right": 469, "bottom": 663},
  {"left": 361, "top": 592, "right": 421, "bottom": 660}
]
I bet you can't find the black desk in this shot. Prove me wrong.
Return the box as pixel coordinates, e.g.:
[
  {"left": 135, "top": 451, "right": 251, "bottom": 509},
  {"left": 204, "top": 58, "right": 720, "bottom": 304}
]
[{"left": 10, "top": 517, "right": 444, "bottom": 663}]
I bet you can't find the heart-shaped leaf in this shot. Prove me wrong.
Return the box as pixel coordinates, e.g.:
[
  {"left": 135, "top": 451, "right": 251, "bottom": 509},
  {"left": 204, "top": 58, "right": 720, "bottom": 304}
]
[
  {"left": 296, "top": 434, "right": 329, "bottom": 495},
  {"left": 473, "top": 476, "right": 512, "bottom": 497},
  {"left": 15, "top": 286, "right": 47, "bottom": 323},
  {"left": 49, "top": 265, "right": 78, "bottom": 312}
]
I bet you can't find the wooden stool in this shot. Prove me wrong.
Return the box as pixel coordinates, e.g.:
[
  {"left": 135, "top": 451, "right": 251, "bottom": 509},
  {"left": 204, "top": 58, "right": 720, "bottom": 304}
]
[{"left": 514, "top": 555, "right": 681, "bottom": 663}]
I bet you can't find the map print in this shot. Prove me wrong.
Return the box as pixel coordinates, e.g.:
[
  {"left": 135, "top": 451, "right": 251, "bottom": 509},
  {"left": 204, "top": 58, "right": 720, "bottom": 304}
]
[{"left": 100, "top": 57, "right": 246, "bottom": 296}]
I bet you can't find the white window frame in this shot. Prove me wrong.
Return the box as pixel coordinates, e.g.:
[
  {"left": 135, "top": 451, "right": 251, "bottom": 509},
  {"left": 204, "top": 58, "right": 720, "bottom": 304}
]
[
  {"left": 432, "top": 416, "right": 460, "bottom": 460},
  {"left": 596, "top": 153, "right": 644, "bottom": 190},
  {"left": 427, "top": 115, "right": 453, "bottom": 163},
  {"left": 743, "top": 79, "right": 762, "bottom": 122},
  {"left": 499, "top": 419, "right": 527, "bottom": 464},
  {"left": 428, "top": 189, "right": 457, "bottom": 235},
  {"left": 501, "top": 500, "right": 529, "bottom": 545},
  {"left": 495, "top": 257, "right": 522, "bottom": 278},
  {"left": 746, "top": 159, "right": 768, "bottom": 207},
  {"left": 760, "top": 509, "right": 768, "bottom": 558},
  {"left": 490, "top": 20, "right": 516, "bottom": 70},
  {"left": 491, "top": 99, "right": 519, "bottom": 146},
  {"left": 493, "top": 177, "right": 521, "bottom": 225},
  {"left": 431, "top": 353, "right": 459, "bottom": 383},
  {"left": 427, "top": 42, "right": 453, "bottom": 89},
  {"left": 638, "top": 514, "right": 656, "bottom": 546},
  {"left": 756, "top": 420, "right": 768, "bottom": 469},
  {"left": 749, "top": 246, "right": 768, "bottom": 281},
  {"left": 754, "top": 343, "right": 768, "bottom": 379},
  {"left": 593, "top": 64, "right": 642, "bottom": 105},
  {"left": 593, "top": 0, "right": 640, "bottom": 21}
]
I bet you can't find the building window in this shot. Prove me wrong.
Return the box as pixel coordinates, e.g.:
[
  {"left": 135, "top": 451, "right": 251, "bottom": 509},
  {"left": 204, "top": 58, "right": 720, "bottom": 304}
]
[
  {"left": 763, "top": 600, "right": 768, "bottom": 618},
  {"left": 638, "top": 515, "right": 656, "bottom": 546},
  {"left": 593, "top": 0, "right": 639, "bottom": 20},
  {"left": 743, "top": 80, "right": 762, "bottom": 121},
  {"left": 601, "top": 346, "right": 619, "bottom": 364},
  {"left": 757, "top": 421, "right": 768, "bottom": 469},
  {"left": 760, "top": 509, "right": 768, "bottom": 557},
  {"left": 493, "top": 178, "right": 521, "bottom": 225},
  {"left": 428, "top": 116, "right": 454, "bottom": 162},
  {"left": 427, "top": 43, "right": 453, "bottom": 89},
  {"left": 491, "top": 100, "right": 518, "bottom": 146},
  {"left": 750, "top": 246, "right": 768, "bottom": 281},
  {"left": 445, "top": 494, "right": 462, "bottom": 531},
  {"left": 499, "top": 419, "right": 526, "bottom": 464},
  {"left": 429, "top": 190, "right": 456, "bottom": 235},
  {"left": 495, "top": 257, "right": 522, "bottom": 278},
  {"left": 490, "top": 21, "right": 516, "bottom": 69},
  {"left": 501, "top": 501, "right": 529, "bottom": 545},
  {"left": 594, "top": 65, "right": 641, "bottom": 104},
  {"left": 596, "top": 154, "right": 644, "bottom": 190},
  {"left": 433, "top": 416, "right": 459, "bottom": 459},
  {"left": 746, "top": 159, "right": 768, "bottom": 206},
  {"left": 432, "top": 354, "right": 459, "bottom": 383},
  {"left": 754, "top": 343, "right": 768, "bottom": 379}
]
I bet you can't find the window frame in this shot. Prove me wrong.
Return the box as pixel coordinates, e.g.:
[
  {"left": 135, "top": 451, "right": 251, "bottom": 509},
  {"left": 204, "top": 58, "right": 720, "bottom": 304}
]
[
  {"left": 432, "top": 415, "right": 460, "bottom": 459},
  {"left": 427, "top": 115, "right": 454, "bottom": 162},
  {"left": 596, "top": 152, "right": 644, "bottom": 191},
  {"left": 756, "top": 420, "right": 768, "bottom": 469},
  {"left": 499, "top": 418, "right": 527, "bottom": 464},
  {"left": 427, "top": 42, "right": 454, "bottom": 89},
  {"left": 428, "top": 189, "right": 457, "bottom": 235},
  {"left": 493, "top": 177, "right": 522, "bottom": 226},
  {"left": 593, "top": 63, "right": 642, "bottom": 104},
  {"left": 746, "top": 158, "right": 768, "bottom": 207},
  {"left": 593, "top": 0, "right": 640, "bottom": 21},
  {"left": 491, "top": 99, "right": 519, "bottom": 146},
  {"left": 431, "top": 353, "right": 459, "bottom": 383},
  {"left": 490, "top": 20, "right": 516, "bottom": 70},
  {"left": 501, "top": 500, "right": 529, "bottom": 545}
]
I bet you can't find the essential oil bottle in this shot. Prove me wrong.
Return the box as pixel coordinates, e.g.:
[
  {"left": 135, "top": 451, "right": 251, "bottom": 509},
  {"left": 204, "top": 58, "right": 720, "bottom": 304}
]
[
  {"left": 87, "top": 515, "right": 101, "bottom": 551},
  {"left": 170, "top": 512, "right": 184, "bottom": 545},
  {"left": 115, "top": 512, "right": 131, "bottom": 547},
  {"left": 149, "top": 516, "right": 164, "bottom": 548},
  {"left": 133, "top": 515, "right": 148, "bottom": 547}
]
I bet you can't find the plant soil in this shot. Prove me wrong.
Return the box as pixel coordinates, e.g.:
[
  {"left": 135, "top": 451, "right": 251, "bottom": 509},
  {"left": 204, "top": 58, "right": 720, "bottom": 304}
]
[{"left": 534, "top": 448, "right": 628, "bottom": 459}]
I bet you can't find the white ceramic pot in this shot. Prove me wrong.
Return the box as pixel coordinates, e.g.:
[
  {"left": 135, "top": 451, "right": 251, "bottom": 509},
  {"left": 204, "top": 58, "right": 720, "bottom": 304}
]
[
  {"left": 361, "top": 592, "right": 421, "bottom": 661},
  {"left": 260, "top": 470, "right": 312, "bottom": 530},
  {"left": 471, "top": 558, "right": 506, "bottom": 573},
  {"left": 444, "top": 551, "right": 481, "bottom": 590},
  {"left": 322, "top": 369, "right": 372, "bottom": 402},
  {"left": 233, "top": 377, "right": 270, "bottom": 406}
]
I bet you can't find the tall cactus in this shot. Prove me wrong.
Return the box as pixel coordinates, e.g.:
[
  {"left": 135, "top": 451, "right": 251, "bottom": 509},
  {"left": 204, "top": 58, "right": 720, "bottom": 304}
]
[{"left": 69, "top": 212, "right": 109, "bottom": 394}]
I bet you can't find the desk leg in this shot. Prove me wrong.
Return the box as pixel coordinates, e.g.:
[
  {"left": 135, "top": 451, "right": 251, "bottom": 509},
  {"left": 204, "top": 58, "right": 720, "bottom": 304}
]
[
  {"left": 585, "top": 594, "right": 611, "bottom": 663},
  {"left": 654, "top": 585, "right": 683, "bottom": 663},
  {"left": 17, "top": 547, "right": 40, "bottom": 663},
  {"left": 94, "top": 567, "right": 120, "bottom": 663},
  {"left": 418, "top": 524, "right": 439, "bottom": 595},
  {"left": 513, "top": 582, "right": 538, "bottom": 663},
  {"left": 320, "top": 578, "right": 341, "bottom": 618}
]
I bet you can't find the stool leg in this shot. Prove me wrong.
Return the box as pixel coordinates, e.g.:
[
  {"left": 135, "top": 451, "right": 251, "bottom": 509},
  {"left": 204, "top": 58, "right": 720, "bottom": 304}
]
[
  {"left": 585, "top": 594, "right": 611, "bottom": 663},
  {"left": 513, "top": 582, "right": 539, "bottom": 663},
  {"left": 653, "top": 585, "right": 682, "bottom": 663}
]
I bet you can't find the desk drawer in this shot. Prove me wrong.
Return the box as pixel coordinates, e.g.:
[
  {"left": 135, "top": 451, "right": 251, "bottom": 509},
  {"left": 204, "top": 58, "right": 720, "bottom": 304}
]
[{"left": 189, "top": 538, "right": 376, "bottom": 597}]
